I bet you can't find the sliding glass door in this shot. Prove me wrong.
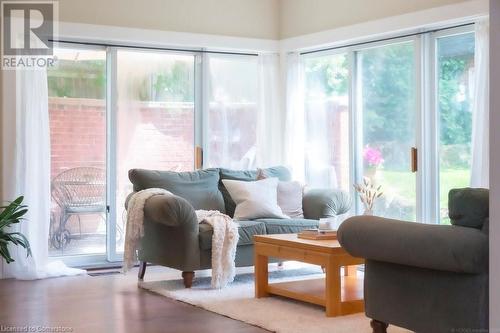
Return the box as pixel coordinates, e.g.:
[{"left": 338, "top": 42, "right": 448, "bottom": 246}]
[
  {"left": 48, "top": 46, "right": 108, "bottom": 259},
  {"left": 48, "top": 44, "right": 259, "bottom": 265},
  {"left": 112, "top": 49, "right": 196, "bottom": 257},
  {"left": 436, "top": 32, "right": 475, "bottom": 223},
  {"left": 48, "top": 46, "right": 197, "bottom": 263},
  {"left": 356, "top": 41, "right": 418, "bottom": 220},
  {"left": 301, "top": 26, "right": 476, "bottom": 223}
]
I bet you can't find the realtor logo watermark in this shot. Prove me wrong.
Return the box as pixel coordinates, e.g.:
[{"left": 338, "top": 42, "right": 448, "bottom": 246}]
[{"left": 1, "top": 1, "right": 58, "bottom": 69}]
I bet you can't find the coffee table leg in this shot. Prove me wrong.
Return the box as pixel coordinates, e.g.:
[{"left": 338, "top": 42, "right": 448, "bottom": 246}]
[
  {"left": 325, "top": 260, "right": 341, "bottom": 317},
  {"left": 255, "top": 253, "right": 269, "bottom": 298}
]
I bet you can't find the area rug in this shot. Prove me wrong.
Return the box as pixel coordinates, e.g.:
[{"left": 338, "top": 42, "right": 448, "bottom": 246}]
[{"left": 139, "top": 267, "right": 411, "bottom": 333}]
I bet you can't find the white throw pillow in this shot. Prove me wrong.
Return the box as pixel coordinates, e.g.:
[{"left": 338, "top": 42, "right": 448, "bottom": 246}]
[
  {"left": 221, "top": 178, "right": 289, "bottom": 220},
  {"left": 276, "top": 181, "right": 304, "bottom": 218},
  {"left": 256, "top": 169, "right": 304, "bottom": 218}
]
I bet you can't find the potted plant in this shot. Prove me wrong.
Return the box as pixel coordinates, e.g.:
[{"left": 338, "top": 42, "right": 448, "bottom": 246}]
[
  {"left": 354, "top": 178, "right": 383, "bottom": 216},
  {"left": 0, "top": 196, "right": 31, "bottom": 263},
  {"left": 363, "top": 146, "right": 384, "bottom": 179}
]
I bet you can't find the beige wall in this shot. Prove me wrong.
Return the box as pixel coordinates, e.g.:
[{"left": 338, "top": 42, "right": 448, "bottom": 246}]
[
  {"left": 58, "top": 0, "right": 481, "bottom": 40},
  {"left": 58, "top": 0, "right": 280, "bottom": 39},
  {"left": 279, "top": 0, "right": 472, "bottom": 38}
]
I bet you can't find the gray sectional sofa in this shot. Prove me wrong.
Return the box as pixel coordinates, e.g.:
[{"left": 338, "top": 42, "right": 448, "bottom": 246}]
[{"left": 128, "top": 166, "right": 347, "bottom": 287}]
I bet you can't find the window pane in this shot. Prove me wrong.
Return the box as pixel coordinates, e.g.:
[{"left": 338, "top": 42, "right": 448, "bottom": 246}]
[
  {"left": 358, "top": 41, "right": 416, "bottom": 220},
  {"left": 304, "top": 53, "right": 350, "bottom": 190},
  {"left": 48, "top": 47, "right": 107, "bottom": 256},
  {"left": 116, "top": 50, "right": 195, "bottom": 253},
  {"left": 205, "top": 55, "right": 258, "bottom": 169},
  {"left": 437, "top": 33, "right": 475, "bottom": 223}
]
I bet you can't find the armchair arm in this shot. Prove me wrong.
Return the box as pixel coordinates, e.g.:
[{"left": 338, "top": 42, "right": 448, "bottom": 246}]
[
  {"left": 139, "top": 193, "right": 200, "bottom": 271},
  {"left": 302, "top": 189, "right": 351, "bottom": 220},
  {"left": 143, "top": 193, "right": 198, "bottom": 231},
  {"left": 337, "top": 216, "right": 488, "bottom": 274}
]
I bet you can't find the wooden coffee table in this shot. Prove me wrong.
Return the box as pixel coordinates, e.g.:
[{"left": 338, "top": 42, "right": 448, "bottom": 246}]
[{"left": 254, "top": 233, "right": 364, "bottom": 317}]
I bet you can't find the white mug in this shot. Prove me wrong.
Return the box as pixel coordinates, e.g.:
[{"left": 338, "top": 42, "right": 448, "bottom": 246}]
[{"left": 319, "top": 217, "right": 339, "bottom": 230}]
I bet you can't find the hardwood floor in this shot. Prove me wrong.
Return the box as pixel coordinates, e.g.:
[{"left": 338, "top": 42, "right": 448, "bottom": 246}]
[{"left": 0, "top": 266, "right": 268, "bottom": 333}]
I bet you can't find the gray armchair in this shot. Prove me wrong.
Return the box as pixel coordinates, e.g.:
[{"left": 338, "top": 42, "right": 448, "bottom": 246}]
[{"left": 338, "top": 188, "right": 489, "bottom": 333}]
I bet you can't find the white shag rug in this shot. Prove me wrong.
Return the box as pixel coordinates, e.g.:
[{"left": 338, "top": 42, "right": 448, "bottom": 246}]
[{"left": 139, "top": 267, "right": 411, "bottom": 333}]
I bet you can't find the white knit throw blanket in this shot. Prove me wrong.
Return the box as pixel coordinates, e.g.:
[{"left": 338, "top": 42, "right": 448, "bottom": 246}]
[
  {"left": 123, "top": 188, "right": 172, "bottom": 273},
  {"left": 196, "top": 209, "right": 239, "bottom": 289},
  {"left": 122, "top": 188, "right": 239, "bottom": 289}
]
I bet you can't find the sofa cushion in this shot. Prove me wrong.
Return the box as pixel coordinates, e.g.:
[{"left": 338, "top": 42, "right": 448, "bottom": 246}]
[
  {"left": 219, "top": 166, "right": 292, "bottom": 217},
  {"left": 448, "top": 188, "right": 489, "bottom": 229},
  {"left": 257, "top": 218, "right": 319, "bottom": 234},
  {"left": 198, "top": 220, "right": 266, "bottom": 250},
  {"left": 255, "top": 166, "right": 292, "bottom": 180},
  {"left": 302, "top": 188, "right": 352, "bottom": 219},
  {"left": 275, "top": 181, "right": 304, "bottom": 218},
  {"left": 129, "top": 168, "right": 225, "bottom": 212},
  {"left": 257, "top": 168, "right": 304, "bottom": 218},
  {"left": 222, "top": 178, "right": 288, "bottom": 220}
]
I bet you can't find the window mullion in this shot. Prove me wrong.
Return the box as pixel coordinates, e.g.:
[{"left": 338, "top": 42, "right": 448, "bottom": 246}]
[
  {"left": 348, "top": 49, "right": 361, "bottom": 215},
  {"left": 425, "top": 32, "right": 441, "bottom": 224},
  {"left": 106, "top": 47, "right": 118, "bottom": 261},
  {"left": 194, "top": 53, "right": 204, "bottom": 169}
]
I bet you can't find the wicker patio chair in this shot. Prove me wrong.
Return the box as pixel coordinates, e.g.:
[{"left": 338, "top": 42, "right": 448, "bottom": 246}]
[{"left": 50, "top": 167, "right": 106, "bottom": 249}]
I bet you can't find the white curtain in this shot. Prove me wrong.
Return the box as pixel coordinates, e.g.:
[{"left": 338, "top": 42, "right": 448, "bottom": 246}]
[
  {"left": 304, "top": 97, "right": 339, "bottom": 189},
  {"left": 255, "top": 53, "right": 283, "bottom": 168},
  {"left": 205, "top": 54, "right": 260, "bottom": 169},
  {"left": 4, "top": 68, "right": 85, "bottom": 279},
  {"left": 470, "top": 19, "right": 489, "bottom": 188},
  {"left": 284, "top": 53, "right": 306, "bottom": 181}
]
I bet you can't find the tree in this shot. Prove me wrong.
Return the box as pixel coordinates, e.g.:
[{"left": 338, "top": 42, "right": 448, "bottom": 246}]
[
  {"left": 146, "top": 61, "right": 194, "bottom": 102},
  {"left": 361, "top": 42, "right": 415, "bottom": 144},
  {"left": 304, "top": 37, "right": 475, "bottom": 170},
  {"left": 438, "top": 56, "right": 473, "bottom": 146},
  {"left": 304, "top": 54, "right": 348, "bottom": 98}
]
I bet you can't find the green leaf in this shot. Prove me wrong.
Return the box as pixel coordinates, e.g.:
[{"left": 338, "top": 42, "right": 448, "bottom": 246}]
[
  {"left": 0, "top": 196, "right": 31, "bottom": 261},
  {"left": 0, "top": 197, "right": 25, "bottom": 221},
  {"left": 9, "top": 209, "right": 28, "bottom": 220},
  {"left": 0, "top": 243, "right": 14, "bottom": 263},
  {"left": 0, "top": 218, "right": 21, "bottom": 230},
  {"left": 5, "top": 232, "right": 31, "bottom": 257},
  {"left": 0, "top": 204, "right": 17, "bottom": 221}
]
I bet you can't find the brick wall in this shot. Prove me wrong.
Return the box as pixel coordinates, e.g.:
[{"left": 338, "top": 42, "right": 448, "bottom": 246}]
[
  {"left": 49, "top": 97, "right": 195, "bottom": 180},
  {"left": 49, "top": 98, "right": 106, "bottom": 178}
]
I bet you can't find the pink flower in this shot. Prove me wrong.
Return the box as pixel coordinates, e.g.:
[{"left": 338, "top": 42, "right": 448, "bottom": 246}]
[{"left": 363, "top": 146, "right": 384, "bottom": 167}]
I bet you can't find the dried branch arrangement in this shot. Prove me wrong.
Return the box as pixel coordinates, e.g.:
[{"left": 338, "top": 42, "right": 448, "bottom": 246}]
[{"left": 353, "top": 177, "right": 383, "bottom": 213}]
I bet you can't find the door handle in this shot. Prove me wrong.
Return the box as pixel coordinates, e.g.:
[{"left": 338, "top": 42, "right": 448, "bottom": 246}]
[
  {"left": 411, "top": 147, "right": 418, "bottom": 173},
  {"left": 195, "top": 146, "right": 203, "bottom": 170}
]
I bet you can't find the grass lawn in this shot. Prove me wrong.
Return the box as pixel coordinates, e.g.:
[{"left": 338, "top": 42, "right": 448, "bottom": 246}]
[{"left": 375, "top": 168, "right": 470, "bottom": 222}]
